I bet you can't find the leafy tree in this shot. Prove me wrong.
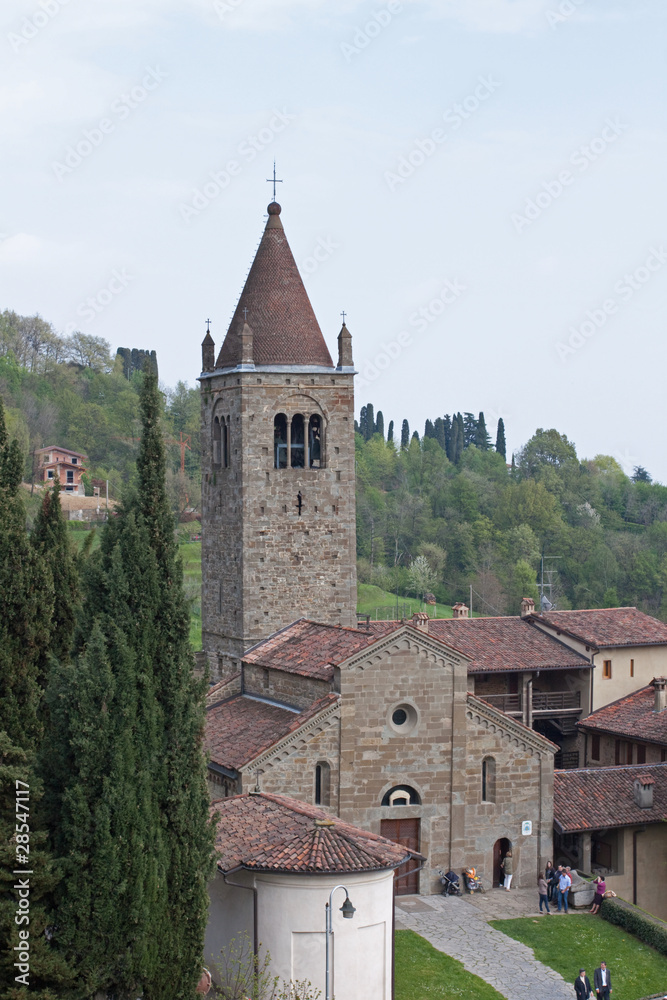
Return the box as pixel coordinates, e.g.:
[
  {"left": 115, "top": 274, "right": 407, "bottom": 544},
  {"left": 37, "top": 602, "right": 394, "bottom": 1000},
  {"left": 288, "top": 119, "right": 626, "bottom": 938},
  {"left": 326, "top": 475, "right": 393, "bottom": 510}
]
[
  {"left": 65, "top": 332, "right": 113, "bottom": 373},
  {"left": 495, "top": 418, "right": 506, "bottom": 459},
  {"left": 407, "top": 555, "right": 437, "bottom": 598},
  {"left": 603, "top": 586, "right": 620, "bottom": 608},
  {"left": 400, "top": 419, "right": 410, "bottom": 449},
  {"left": 517, "top": 428, "right": 577, "bottom": 478}
]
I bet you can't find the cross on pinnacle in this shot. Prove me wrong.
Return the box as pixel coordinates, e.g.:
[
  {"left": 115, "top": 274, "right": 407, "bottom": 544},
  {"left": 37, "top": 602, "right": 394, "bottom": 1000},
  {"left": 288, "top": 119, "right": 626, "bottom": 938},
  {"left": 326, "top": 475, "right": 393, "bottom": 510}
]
[
  {"left": 340, "top": 310, "right": 347, "bottom": 324},
  {"left": 242, "top": 307, "right": 248, "bottom": 320},
  {"left": 266, "top": 160, "right": 283, "bottom": 202},
  {"left": 205, "top": 318, "right": 212, "bottom": 333}
]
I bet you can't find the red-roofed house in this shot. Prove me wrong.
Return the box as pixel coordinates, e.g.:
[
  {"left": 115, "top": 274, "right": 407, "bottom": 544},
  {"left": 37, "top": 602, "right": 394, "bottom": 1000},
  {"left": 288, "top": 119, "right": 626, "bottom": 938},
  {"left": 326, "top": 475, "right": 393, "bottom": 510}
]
[
  {"left": 205, "top": 617, "right": 557, "bottom": 895},
  {"left": 205, "top": 792, "right": 410, "bottom": 999},
  {"left": 553, "top": 763, "right": 667, "bottom": 918},
  {"left": 34, "top": 445, "right": 87, "bottom": 493},
  {"left": 578, "top": 677, "right": 667, "bottom": 767},
  {"left": 530, "top": 607, "right": 667, "bottom": 711}
]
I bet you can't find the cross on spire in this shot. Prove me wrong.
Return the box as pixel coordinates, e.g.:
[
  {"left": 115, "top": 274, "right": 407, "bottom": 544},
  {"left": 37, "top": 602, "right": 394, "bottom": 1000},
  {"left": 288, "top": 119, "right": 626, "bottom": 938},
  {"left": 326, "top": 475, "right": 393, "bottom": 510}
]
[
  {"left": 340, "top": 310, "right": 347, "bottom": 324},
  {"left": 266, "top": 160, "right": 283, "bottom": 202},
  {"left": 242, "top": 307, "right": 248, "bottom": 320},
  {"left": 205, "top": 318, "right": 212, "bottom": 333}
]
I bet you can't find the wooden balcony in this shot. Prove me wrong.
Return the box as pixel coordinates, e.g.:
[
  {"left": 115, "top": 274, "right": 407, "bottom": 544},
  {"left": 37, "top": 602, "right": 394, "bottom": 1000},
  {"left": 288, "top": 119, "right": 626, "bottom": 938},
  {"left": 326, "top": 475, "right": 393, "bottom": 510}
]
[{"left": 481, "top": 691, "right": 580, "bottom": 715}]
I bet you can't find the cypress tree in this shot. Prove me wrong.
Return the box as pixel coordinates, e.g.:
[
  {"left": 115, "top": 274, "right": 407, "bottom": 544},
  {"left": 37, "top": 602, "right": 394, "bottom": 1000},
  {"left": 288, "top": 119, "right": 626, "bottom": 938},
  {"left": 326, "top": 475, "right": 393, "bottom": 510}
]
[
  {"left": 411, "top": 430, "right": 420, "bottom": 444},
  {"left": 365, "top": 403, "right": 375, "bottom": 441},
  {"left": 463, "top": 412, "right": 476, "bottom": 448},
  {"left": 45, "top": 372, "right": 213, "bottom": 999},
  {"left": 495, "top": 418, "right": 506, "bottom": 459},
  {"left": 400, "top": 419, "right": 410, "bottom": 449},
  {"left": 387, "top": 420, "right": 394, "bottom": 444},
  {"left": 358, "top": 406, "right": 367, "bottom": 440},
  {"left": 375, "top": 410, "right": 384, "bottom": 440},
  {"left": 443, "top": 415, "right": 452, "bottom": 460},
  {"left": 475, "top": 412, "right": 491, "bottom": 451},
  {"left": 433, "top": 417, "right": 446, "bottom": 452},
  {"left": 424, "top": 419, "right": 434, "bottom": 439}
]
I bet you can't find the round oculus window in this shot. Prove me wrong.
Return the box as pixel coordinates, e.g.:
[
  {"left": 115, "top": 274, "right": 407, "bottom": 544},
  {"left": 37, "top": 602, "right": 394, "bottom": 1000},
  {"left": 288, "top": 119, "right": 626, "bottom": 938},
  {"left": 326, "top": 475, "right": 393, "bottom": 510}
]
[{"left": 388, "top": 702, "right": 418, "bottom": 735}]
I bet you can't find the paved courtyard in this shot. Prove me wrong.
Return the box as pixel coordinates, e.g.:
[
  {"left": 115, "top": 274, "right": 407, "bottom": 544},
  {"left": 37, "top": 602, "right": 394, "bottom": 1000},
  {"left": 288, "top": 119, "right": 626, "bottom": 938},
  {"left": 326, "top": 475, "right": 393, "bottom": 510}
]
[{"left": 395, "top": 887, "right": 575, "bottom": 1000}]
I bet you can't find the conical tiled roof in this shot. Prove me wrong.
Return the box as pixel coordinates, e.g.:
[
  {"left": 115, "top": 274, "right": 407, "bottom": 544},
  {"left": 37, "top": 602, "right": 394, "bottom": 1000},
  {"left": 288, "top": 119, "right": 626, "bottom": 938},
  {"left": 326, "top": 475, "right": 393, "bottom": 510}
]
[
  {"left": 215, "top": 202, "right": 334, "bottom": 369},
  {"left": 211, "top": 792, "right": 412, "bottom": 874}
]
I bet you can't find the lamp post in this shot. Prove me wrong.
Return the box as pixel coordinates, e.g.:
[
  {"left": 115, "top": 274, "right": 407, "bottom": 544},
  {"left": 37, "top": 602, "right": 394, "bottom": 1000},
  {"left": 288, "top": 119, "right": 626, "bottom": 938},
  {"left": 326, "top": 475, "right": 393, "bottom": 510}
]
[{"left": 325, "top": 884, "right": 356, "bottom": 1000}]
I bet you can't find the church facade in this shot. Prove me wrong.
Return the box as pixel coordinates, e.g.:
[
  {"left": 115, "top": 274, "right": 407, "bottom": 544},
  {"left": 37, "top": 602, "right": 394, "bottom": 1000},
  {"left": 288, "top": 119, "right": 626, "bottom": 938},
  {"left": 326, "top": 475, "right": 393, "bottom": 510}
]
[{"left": 200, "top": 200, "right": 555, "bottom": 892}]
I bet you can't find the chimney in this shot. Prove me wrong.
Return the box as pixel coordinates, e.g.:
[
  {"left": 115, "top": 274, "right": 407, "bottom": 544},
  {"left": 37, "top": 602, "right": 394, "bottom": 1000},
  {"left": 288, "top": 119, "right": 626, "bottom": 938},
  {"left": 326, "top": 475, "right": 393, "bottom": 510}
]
[
  {"left": 201, "top": 331, "right": 215, "bottom": 373},
  {"left": 653, "top": 677, "right": 667, "bottom": 713},
  {"left": 239, "top": 321, "right": 255, "bottom": 369},
  {"left": 411, "top": 611, "right": 429, "bottom": 633},
  {"left": 634, "top": 775, "right": 655, "bottom": 809},
  {"left": 520, "top": 597, "right": 536, "bottom": 618},
  {"left": 337, "top": 322, "right": 353, "bottom": 368},
  {"left": 452, "top": 602, "right": 469, "bottom": 620}
]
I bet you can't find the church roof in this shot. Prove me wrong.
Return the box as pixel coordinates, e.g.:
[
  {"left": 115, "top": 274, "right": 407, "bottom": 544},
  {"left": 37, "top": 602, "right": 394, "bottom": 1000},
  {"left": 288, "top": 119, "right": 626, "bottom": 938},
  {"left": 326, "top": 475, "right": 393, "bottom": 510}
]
[
  {"left": 578, "top": 683, "right": 667, "bottom": 746},
  {"left": 243, "top": 618, "right": 395, "bottom": 680},
  {"left": 554, "top": 763, "right": 667, "bottom": 832},
  {"left": 529, "top": 607, "right": 667, "bottom": 648},
  {"left": 211, "top": 791, "right": 411, "bottom": 874},
  {"left": 215, "top": 202, "right": 334, "bottom": 369},
  {"left": 205, "top": 691, "right": 338, "bottom": 771}
]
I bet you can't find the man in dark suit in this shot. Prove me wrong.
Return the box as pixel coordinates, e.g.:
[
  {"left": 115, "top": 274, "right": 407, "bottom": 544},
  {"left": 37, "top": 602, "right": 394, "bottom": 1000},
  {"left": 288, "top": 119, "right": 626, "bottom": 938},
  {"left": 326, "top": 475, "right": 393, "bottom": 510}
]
[
  {"left": 594, "top": 962, "right": 612, "bottom": 999},
  {"left": 574, "top": 969, "right": 592, "bottom": 999}
]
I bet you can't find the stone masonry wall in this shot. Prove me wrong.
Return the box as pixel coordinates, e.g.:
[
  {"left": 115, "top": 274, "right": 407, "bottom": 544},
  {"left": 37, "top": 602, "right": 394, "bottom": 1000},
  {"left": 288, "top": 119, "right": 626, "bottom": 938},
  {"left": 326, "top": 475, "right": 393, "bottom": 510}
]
[
  {"left": 242, "top": 663, "right": 332, "bottom": 711},
  {"left": 200, "top": 369, "right": 357, "bottom": 679}
]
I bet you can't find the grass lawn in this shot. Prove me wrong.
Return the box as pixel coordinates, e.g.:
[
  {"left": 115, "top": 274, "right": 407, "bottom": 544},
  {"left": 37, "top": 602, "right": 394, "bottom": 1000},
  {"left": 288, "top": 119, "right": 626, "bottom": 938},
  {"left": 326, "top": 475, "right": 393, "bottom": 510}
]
[
  {"left": 489, "top": 914, "right": 667, "bottom": 999},
  {"left": 180, "top": 538, "right": 202, "bottom": 650},
  {"left": 357, "top": 583, "right": 456, "bottom": 620},
  {"left": 395, "top": 930, "right": 505, "bottom": 1000}
]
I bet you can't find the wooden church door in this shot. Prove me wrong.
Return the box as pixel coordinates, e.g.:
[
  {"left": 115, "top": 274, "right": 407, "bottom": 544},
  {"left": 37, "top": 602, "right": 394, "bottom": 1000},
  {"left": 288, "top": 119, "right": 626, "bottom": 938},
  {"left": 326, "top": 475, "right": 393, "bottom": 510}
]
[{"left": 380, "top": 818, "right": 420, "bottom": 895}]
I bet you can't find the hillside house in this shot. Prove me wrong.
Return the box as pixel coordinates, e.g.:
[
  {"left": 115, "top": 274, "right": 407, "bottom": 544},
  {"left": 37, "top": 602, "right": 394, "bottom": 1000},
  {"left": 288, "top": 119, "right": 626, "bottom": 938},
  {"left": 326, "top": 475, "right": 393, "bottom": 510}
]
[{"left": 35, "top": 445, "right": 87, "bottom": 493}]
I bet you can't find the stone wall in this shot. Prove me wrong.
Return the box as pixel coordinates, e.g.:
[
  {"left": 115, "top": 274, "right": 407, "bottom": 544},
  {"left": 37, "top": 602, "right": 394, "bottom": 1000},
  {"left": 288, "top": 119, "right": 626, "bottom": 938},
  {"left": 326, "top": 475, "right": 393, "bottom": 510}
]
[
  {"left": 243, "top": 663, "right": 331, "bottom": 710},
  {"left": 583, "top": 730, "right": 666, "bottom": 767},
  {"left": 200, "top": 370, "right": 357, "bottom": 679}
]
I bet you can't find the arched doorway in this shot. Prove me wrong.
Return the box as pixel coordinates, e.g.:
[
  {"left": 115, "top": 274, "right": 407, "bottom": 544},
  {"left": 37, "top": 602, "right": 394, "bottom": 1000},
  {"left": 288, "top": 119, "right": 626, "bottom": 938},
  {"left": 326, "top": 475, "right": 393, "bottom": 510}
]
[{"left": 493, "top": 838, "right": 511, "bottom": 887}]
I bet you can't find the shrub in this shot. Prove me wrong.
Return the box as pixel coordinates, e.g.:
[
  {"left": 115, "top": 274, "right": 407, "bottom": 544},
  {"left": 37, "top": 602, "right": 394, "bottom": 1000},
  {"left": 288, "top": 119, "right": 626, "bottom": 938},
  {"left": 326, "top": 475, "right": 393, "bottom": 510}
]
[{"left": 601, "top": 896, "right": 667, "bottom": 956}]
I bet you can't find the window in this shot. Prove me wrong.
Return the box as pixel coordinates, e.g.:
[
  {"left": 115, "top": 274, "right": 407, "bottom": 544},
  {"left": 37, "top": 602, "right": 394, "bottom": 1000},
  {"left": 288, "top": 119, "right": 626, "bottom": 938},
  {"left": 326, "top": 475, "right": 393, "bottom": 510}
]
[
  {"left": 274, "top": 414, "right": 288, "bottom": 468},
  {"left": 308, "top": 414, "right": 323, "bottom": 468},
  {"left": 602, "top": 659, "right": 612, "bottom": 679},
  {"left": 388, "top": 702, "right": 418, "bottom": 735},
  {"left": 381, "top": 784, "right": 421, "bottom": 806},
  {"left": 636, "top": 744, "right": 646, "bottom": 765},
  {"left": 591, "top": 735, "right": 600, "bottom": 761},
  {"left": 630, "top": 658, "right": 634, "bottom": 678},
  {"left": 66, "top": 470, "right": 74, "bottom": 483},
  {"left": 71, "top": 457, "right": 77, "bottom": 465},
  {"left": 213, "top": 415, "right": 222, "bottom": 467},
  {"left": 615, "top": 740, "right": 632, "bottom": 765},
  {"left": 314, "top": 761, "right": 330, "bottom": 806},
  {"left": 481, "top": 756, "right": 496, "bottom": 802},
  {"left": 290, "top": 414, "right": 305, "bottom": 468},
  {"left": 47, "top": 470, "right": 54, "bottom": 479}
]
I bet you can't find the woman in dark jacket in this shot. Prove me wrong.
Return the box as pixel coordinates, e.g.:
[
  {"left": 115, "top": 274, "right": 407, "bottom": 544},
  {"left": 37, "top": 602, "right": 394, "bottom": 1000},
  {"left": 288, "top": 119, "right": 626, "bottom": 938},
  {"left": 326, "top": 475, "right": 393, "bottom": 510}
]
[{"left": 545, "top": 861, "right": 557, "bottom": 901}]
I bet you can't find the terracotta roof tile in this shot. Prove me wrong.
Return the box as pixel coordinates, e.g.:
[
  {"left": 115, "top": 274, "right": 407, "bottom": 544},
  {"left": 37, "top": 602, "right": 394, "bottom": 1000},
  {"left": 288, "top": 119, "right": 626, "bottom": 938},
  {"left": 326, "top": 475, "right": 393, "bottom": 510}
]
[
  {"left": 243, "top": 619, "right": 395, "bottom": 679},
  {"left": 578, "top": 683, "right": 667, "bottom": 745},
  {"left": 553, "top": 763, "right": 667, "bottom": 832},
  {"left": 532, "top": 608, "right": 667, "bottom": 648},
  {"left": 215, "top": 203, "right": 334, "bottom": 369},
  {"left": 211, "top": 792, "right": 411, "bottom": 873},
  {"left": 206, "top": 692, "right": 338, "bottom": 770},
  {"left": 365, "top": 617, "right": 590, "bottom": 673}
]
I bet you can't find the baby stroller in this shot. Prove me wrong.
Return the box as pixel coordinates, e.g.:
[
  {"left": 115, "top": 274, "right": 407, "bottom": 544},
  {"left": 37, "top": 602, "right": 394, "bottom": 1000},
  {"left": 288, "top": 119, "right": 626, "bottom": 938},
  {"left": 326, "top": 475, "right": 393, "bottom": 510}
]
[
  {"left": 437, "top": 867, "right": 462, "bottom": 897},
  {"left": 462, "top": 866, "right": 485, "bottom": 893}
]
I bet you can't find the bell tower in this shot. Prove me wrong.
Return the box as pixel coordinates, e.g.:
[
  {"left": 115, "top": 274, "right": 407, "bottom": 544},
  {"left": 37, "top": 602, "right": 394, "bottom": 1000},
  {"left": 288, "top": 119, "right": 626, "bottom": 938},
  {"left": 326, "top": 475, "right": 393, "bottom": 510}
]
[{"left": 200, "top": 201, "right": 357, "bottom": 676}]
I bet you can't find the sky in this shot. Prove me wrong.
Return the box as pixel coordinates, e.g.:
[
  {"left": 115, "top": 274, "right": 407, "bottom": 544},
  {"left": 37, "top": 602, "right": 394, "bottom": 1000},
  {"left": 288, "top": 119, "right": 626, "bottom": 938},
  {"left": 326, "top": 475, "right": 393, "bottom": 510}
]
[{"left": 1, "top": 0, "right": 666, "bottom": 478}]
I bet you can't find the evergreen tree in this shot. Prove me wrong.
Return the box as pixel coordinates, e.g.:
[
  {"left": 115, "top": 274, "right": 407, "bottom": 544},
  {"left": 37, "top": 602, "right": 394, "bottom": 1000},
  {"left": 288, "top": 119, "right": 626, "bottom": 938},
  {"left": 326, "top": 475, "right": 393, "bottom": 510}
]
[
  {"left": 375, "top": 411, "right": 384, "bottom": 440},
  {"left": 433, "top": 417, "right": 446, "bottom": 452},
  {"left": 475, "top": 412, "right": 491, "bottom": 451},
  {"left": 443, "top": 415, "right": 453, "bottom": 460},
  {"left": 400, "top": 419, "right": 410, "bottom": 450},
  {"left": 387, "top": 420, "right": 394, "bottom": 444},
  {"left": 45, "top": 372, "right": 213, "bottom": 999},
  {"left": 358, "top": 406, "right": 367, "bottom": 440},
  {"left": 365, "top": 403, "right": 375, "bottom": 441},
  {"left": 451, "top": 414, "right": 464, "bottom": 463},
  {"left": 411, "top": 430, "right": 420, "bottom": 444},
  {"left": 495, "top": 418, "right": 506, "bottom": 459},
  {"left": 424, "top": 419, "right": 435, "bottom": 439},
  {"left": 463, "top": 412, "right": 477, "bottom": 448}
]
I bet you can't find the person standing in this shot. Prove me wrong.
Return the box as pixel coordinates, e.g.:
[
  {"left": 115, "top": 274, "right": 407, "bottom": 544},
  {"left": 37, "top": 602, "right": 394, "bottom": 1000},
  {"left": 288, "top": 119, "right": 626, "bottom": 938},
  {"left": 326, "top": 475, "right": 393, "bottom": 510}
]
[
  {"left": 545, "top": 860, "right": 556, "bottom": 901},
  {"left": 538, "top": 872, "right": 551, "bottom": 913},
  {"left": 594, "top": 962, "right": 612, "bottom": 999},
  {"left": 590, "top": 876, "right": 606, "bottom": 915},
  {"left": 575, "top": 969, "right": 592, "bottom": 999},
  {"left": 557, "top": 867, "right": 571, "bottom": 912},
  {"left": 502, "top": 850, "right": 513, "bottom": 890}
]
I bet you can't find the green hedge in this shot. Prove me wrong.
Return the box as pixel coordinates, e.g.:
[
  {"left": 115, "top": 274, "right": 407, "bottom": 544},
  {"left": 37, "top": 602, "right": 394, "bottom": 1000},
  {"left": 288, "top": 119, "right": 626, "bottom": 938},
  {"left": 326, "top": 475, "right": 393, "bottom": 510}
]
[
  {"left": 601, "top": 896, "right": 667, "bottom": 956},
  {"left": 66, "top": 521, "right": 97, "bottom": 531}
]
